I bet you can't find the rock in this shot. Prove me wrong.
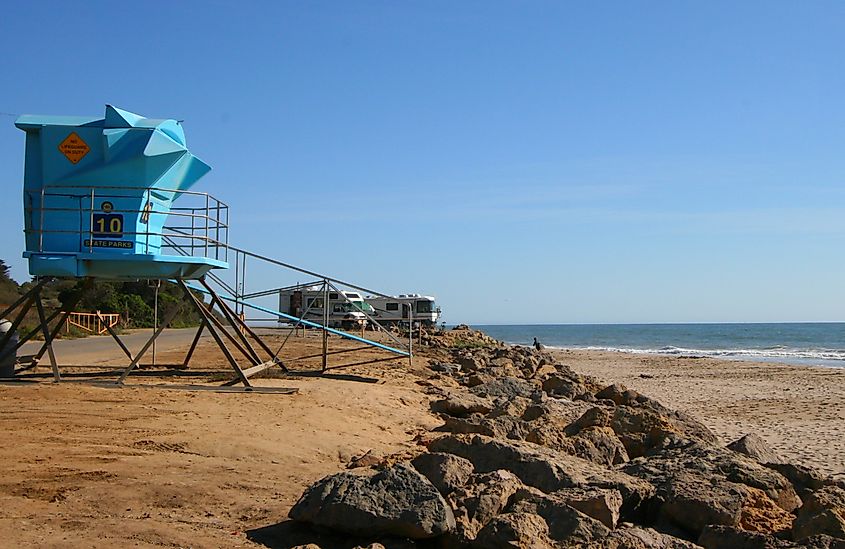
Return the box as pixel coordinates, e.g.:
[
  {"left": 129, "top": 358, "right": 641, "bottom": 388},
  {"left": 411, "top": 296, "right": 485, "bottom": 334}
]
[
  {"left": 596, "top": 526, "right": 705, "bottom": 548},
  {"left": 437, "top": 415, "right": 526, "bottom": 440},
  {"left": 550, "top": 487, "right": 623, "bottom": 529},
  {"left": 509, "top": 488, "right": 610, "bottom": 544},
  {"left": 740, "top": 486, "right": 794, "bottom": 535},
  {"left": 470, "top": 377, "right": 540, "bottom": 400},
  {"left": 431, "top": 394, "right": 493, "bottom": 417},
  {"left": 596, "top": 384, "right": 642, "bottom": 406},
  {"left": 522, "top": 398, "right": 594, "bottom": 424},
  {"left": 346, "top": 450, "right": 386, "bottom": 469},
  {"left": 793, "top": 486, "right": 845, "bottom": 542},
  {"left": 473, "top": 512, "right": 555, "bottom": 549},
  {"left": 610, "top": 405, "right": 717, "bottom": 459},
  {"left": 728, "top": 434, "right": 781, "bottom": 465},
  {"left": 429, "top": 362, "right": 461, "bottom": 375},
  {"left": 411, "top": 452, "right": 474, "bottom": 495},
  {"left": 699, "top": 525, "right": 796, "bottom": 549},
  {"left": 697, "top": 526, "right": 845, "bottom": 549},
  {"left": 449, "top": 470, "right": 523, "bottom": 541},
  {"left": 566, "top": 406, "right": 613, "bottom": 434},
  {"left": 429, "top": 434, "right": 654, "bottom": 515},
  {"left": 489, "top": 357, "right": 515, "bottom": 369},
  {"left": 658, "top": 472, "right": 746, "bottom": 536},
  {"left": 288, "top": 463, "right": 456, "bottom": 539},
  {"left": 457, "top": 354, "right": 486, "bottom": 372},
  {"left": 767, "top": 462, "right": 828, "bottom": 500},
  {"left": 622, "top": 441, "right": 801, "bottom": 514},
  {"left": 463, "top": 373, "right": 492, "bottom": 388},
  {"left": 487, "top": 365, "right": 525, "bottom": 380},
  {"left": 526, "top": 424, "right": 629, "bottom": 467},
  {"left": 801, "top": 535, "right": 845, "bottom": 548},
  {"left": 572, "top": 426, "right": 630, "bottom": 466},
  {"left": 541, "top": 372, "right": 592, "bottom": 400}
]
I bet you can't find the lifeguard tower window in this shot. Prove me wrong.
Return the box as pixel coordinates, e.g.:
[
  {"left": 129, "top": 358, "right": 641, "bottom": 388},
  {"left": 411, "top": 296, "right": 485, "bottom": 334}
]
[
  {"left": 416, "top": 301, "right": 435, "bottom": 314},
  {"left": 386, "top": 303, "right": 399, "bottom": 311}
]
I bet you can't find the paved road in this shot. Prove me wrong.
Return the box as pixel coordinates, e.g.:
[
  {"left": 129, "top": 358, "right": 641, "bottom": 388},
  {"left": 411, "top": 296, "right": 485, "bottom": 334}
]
[{"left": 18, "top": 327, "right": 208, "bottom": 365}]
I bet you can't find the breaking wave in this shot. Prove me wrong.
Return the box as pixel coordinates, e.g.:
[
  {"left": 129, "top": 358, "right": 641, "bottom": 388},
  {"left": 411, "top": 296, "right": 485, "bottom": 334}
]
[{"left": 563, "top": 345, "right": 845, "bottom": 365}]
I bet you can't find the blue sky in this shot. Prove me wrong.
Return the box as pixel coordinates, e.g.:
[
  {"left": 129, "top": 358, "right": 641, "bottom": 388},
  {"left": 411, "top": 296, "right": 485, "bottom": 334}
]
[{"left": 1, "top": 1, "right": 844, "bottom": 324}]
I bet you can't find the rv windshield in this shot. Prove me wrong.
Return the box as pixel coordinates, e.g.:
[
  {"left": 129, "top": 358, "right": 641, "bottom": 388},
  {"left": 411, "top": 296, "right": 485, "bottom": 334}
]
[
  {"left": 416, "top": 300, "right": 436, "bottom": 314},
  {"left": 338, "top": 301, "right": 373, "bottom": 314}
]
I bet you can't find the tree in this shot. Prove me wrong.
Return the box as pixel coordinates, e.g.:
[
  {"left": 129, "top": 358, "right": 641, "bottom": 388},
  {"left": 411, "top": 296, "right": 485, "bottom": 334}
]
[
  {"left": 0, "top": 259, "right": 21, "bottom": 307},
  {"left": 57, "top": 279, "right": 203, "bottom": 328}
]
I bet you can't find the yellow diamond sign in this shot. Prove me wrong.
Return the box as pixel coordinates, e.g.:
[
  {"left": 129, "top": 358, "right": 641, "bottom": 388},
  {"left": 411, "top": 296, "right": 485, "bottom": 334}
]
[{"left": 58, "top": 132, "right": 90, "bottom": 164}]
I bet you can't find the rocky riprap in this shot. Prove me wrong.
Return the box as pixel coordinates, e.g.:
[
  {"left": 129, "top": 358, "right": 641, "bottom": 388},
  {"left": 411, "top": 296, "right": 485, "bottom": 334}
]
[{"left": 286, "top": 326, "right": 845, "bottom": 548}]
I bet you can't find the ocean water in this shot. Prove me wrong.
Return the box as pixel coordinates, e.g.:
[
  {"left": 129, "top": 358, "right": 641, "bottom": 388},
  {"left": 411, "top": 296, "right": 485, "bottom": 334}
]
[{"left": 474, "top": 323, "right": 845, "bottom": 368}]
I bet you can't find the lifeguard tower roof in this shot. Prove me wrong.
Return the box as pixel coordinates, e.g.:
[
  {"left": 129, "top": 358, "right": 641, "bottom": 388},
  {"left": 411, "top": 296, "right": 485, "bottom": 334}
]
[{"left": 15, "top": 105, "right": 229, "bottom": 280}]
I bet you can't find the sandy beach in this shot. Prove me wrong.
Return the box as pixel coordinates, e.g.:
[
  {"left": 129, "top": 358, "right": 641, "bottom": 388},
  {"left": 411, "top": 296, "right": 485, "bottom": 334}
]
[
  {"left": 553, "top": 349, "right": 845, "bottom": 479},
  {"left": 0, "top": 330, "right": 843, "bottom": 546}
]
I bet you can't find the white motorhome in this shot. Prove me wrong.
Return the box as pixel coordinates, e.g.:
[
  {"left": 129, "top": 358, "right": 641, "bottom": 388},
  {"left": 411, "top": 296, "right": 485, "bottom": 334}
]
[
  {"left": 366, "top": 294, "right": 440, "bottom": 327},
  {"left": 278, "top": 286, "right": 374, "bottom": 329}
]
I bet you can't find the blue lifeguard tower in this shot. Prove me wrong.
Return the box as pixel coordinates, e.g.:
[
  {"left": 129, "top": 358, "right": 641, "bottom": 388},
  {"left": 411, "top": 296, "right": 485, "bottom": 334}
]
[
  {"left": 0, "top": 106, "right": 288, "bottom": 387},
  {"left": 15, "top": 105, "right": 228, "bottom": 279}
]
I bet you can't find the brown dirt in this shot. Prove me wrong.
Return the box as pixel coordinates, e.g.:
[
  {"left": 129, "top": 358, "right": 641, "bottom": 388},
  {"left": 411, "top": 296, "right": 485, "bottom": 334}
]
[{"left": 0, "top": 330, "right": 439, "bottom": 548}]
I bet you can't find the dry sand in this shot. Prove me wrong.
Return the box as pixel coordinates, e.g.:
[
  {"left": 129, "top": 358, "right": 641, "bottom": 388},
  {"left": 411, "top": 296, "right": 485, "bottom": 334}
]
[
  {"left": 1, "top": 331, "right": 843, "bottom": 547},
  {"left": 553, "top": 349, "right": 845, "bottom": 479},
  {"left": 0, "top": 330, "right": 440, "bottom": 547}
]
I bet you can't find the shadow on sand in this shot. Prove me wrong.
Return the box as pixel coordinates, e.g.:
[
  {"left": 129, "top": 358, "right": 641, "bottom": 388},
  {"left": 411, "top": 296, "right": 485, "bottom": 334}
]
[{"left": 246, "top": 520, "right": 427, "bottom": 549}]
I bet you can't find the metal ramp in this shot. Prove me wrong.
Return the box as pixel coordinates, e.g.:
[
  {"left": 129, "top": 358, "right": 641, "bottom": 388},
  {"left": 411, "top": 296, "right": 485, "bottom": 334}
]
[{"left": 163, "top": 240, "right": 415, "bottom": 380}]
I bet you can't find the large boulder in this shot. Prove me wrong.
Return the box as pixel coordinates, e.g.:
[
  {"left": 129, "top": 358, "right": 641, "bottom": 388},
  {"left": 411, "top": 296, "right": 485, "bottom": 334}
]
[
  {"left": 596, "top": 384, "right": 643, "bottom": 406},
  {"left": 429, "top": 434, "right": 654, "bottom": 515},
  {"left": 793, "top": 486, "right": 845, "bottom": 542},
  {"left": 473, "top": 512, "right": 555, "bottom": 549},
  {"left": 622, "top": 441, "right": 801, "bottom": 514},
  {"left": 431, "top": 394, "right": 493, "bottom": 417},
  {"left": 529, "top": 486, "right": 622, "bottom": 529},
  {"left": 448, "top": 470, "right": 523, "bottom": 541},
  {"left": 740, "top": 486, "right": 794, "bottom": 535},
  {"left": 521, "top": 398, "right": 595, "bottom": 424},
  {"left": 288, "top": 463, "right": 455, "bottom": 539},
  {"left": 596, "top": 526, "right": 705, "bottom": 549},
  {"left": 526, "top": 424, "right": 629, "bottom": 467},
  {"left": 470, "top": 377, "right": 541, "bottom": 400},
  {"left": 437, "top": 415, "right": 526, "bottom": 440},
  {"left": 541, "top": 372, "right": 594, "bottom": 400},
  {"left": 767, "top": 462, "right": 829, "bottom": 500},
  {"left": 508, "top": 488, "right": 610, "bottom": 544},
  {"left": 411, "top": 452, "right": 474, "bottom": 495},
  {"left": 566, "top": 406, "right": 613, "bottom": 434},
  {"left": 698, "top": 525, "right": 795, "bottom": 549},
  {"left": 728, "top": 433, "right": 781, "bottom": 465},
  {"left": 658, "top": 472, "right": 746, "bottom": 536},
  {"left": 610, "top": 405, "right": 716, "bottom": 458}
]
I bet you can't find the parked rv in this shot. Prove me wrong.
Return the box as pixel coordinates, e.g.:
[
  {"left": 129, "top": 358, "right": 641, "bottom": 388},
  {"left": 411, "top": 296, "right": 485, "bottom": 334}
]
[
  {"left": 366, "top": 294, "right": 440, "bottom": 327},
  {"left": 278, "top": 286, "right": 374, "bottom": 329}
]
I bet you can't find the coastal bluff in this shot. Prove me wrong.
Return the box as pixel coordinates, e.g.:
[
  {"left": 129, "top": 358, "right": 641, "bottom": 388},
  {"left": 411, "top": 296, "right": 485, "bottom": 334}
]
[{"left": 284, "top": 326, "right": 845, "bottom": 548}]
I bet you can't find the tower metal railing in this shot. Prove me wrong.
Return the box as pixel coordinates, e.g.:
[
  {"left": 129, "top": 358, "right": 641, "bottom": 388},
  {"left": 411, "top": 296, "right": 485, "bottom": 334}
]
[{"left": 24, "top": 184, "right": 229, "bottom": 263}]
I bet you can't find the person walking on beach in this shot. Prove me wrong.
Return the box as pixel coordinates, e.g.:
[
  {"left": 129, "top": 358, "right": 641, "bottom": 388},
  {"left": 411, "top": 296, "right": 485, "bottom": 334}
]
[{"left": 533, "top": 337, "right": 543, "bottom": 351}]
